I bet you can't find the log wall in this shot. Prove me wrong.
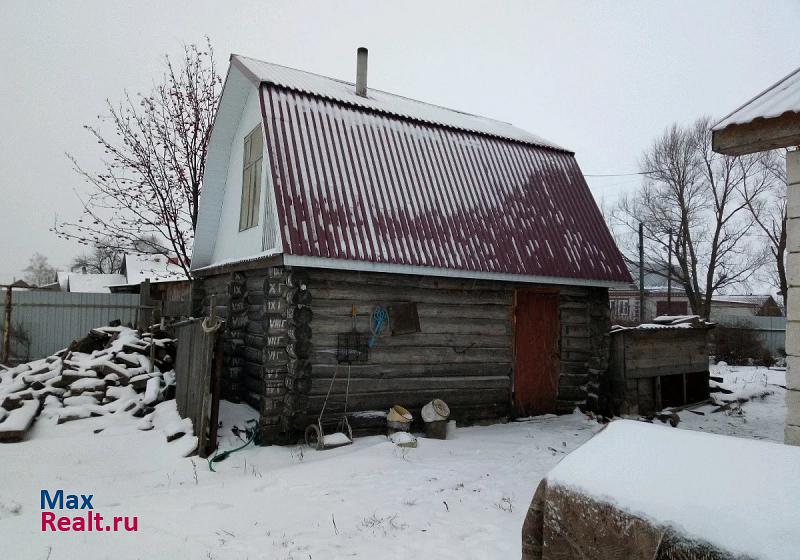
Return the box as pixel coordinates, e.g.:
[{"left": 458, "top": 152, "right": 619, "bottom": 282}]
[
  {"left": 194, "top": 266, "right": 612, "bottom": 444},
  {"left": 306, "top": 269, "right": 515, "bottom": 425}
]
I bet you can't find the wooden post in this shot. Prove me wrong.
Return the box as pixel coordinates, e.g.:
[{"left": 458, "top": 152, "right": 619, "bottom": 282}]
[
  {"left": 138, "top": 279, "right": 152, "bottom": 332},
  {"left": 654, "top": 376, "right": 662, "bottom": 411},
  {"left": 205, "top": 323, "right": 225, "bottom": 457},
  {"left": 2, "top": 286, "right": 12, "bottom": 365},
  {"left": 682, "top": 373, "right": 688, "bottom": 405}
]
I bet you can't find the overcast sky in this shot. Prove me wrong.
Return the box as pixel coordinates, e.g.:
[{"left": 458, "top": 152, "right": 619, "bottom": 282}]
[{"left": 1, "top": 0, "right": 798, "bottom": 283}]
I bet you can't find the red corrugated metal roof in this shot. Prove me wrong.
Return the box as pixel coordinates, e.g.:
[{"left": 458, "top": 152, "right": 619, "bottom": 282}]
[{"left": 260, "top": 85, "right": 630, "bottom": 284}]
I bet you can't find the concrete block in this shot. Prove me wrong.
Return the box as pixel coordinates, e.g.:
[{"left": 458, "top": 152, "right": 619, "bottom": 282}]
[
  {"left": 788, "top": 218, "right": 800, "bottom": 254},
  {"left": 787, "top": 360, "right": 800, "bottom": 391},
  {"left": 786, "top": 389, "right": 800, "bottom": 426},
  {"left": 787, "top": 151, "right": 800, "bottom": 222},
  {"left": 785, "top": 424, "right": 800, "bottom": 446},
  {"left": 785, "top": 324, "right": 800, "bottom": 357},
  {"left": 789, "top": 186, "right": 800, "bottom": 221},
  {"left": 788, "top": 150, "right": 800, "bottom": 188},
  {"left": 788, "top": 289, "right": 800, "bottom": 320}
]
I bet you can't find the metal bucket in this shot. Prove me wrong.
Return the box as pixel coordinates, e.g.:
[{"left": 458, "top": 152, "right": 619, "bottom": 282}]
[{"left": 424, "top": 419, "right": 448, "bottom": 439}]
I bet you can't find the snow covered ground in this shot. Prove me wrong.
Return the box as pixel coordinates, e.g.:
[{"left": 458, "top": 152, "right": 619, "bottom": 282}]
[
  {"left": 678, "top": 362, "right": 787, "bottom": 443},
  {"left": 0, "top": 363, "right": 789, "bottom": 559}
]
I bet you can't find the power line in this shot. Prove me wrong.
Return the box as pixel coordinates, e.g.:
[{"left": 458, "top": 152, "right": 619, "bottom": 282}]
[{"left": 584, "top": 170, "right": 656, "bottom": 177}]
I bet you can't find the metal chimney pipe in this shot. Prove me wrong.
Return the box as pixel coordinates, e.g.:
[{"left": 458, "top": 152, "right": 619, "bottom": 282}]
[{"left": 356, "top": 47, "right": 368, "bottom": 97}]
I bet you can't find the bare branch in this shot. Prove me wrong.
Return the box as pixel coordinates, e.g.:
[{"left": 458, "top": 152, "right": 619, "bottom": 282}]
[{"left": 52, "top": 38, "right": 222, "bottom": 279}]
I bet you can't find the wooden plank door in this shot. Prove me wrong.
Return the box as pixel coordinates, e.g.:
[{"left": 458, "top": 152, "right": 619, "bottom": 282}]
[
  {"left": 514, "top": 290, "right": 560, "bottom": 416},
  {"left": 174, "top": 318, "right": 223, "bottom": 457}
]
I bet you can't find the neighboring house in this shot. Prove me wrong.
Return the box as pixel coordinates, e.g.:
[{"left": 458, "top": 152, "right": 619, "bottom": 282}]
[
  {"left": 711, "top": 64, "right": 800, "bottom": 446},
  {"left": 711, "top": 294, "right": 784, "bottom": 318},
  {"left": 609, "top": 264, "right": 784, "bottom": 322},
  {"left": 109, "top": 254, "right": 190, "bottom": 317},
  {"left": 51, "top": 255, "right": 190, "bottom": 318},
  {"left": 53, "top": 254, "right": 187, "bottom": 294},
  {"left": 609, "top": 263, "right": 687, "bottom": 321},
  {"left": 191, "top": 49, "right": 631, "bottom": 444},
  {"left": 118, "top": 254, "right": 186, "bottom": 286},
  {"left": 56, "top": 271, "right": 126, "bottom": 293}
]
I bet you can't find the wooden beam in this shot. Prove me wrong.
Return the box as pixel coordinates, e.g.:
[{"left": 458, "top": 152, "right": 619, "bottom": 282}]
[{"left": 712, "top": 112, "right": 800, "bottom": 155}]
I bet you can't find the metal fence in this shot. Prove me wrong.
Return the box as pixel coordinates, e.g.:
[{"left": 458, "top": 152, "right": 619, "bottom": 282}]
[
  {"left": 0, "top": 291, "right": 141, "bottom": 362},
  {"left": 712, "top": 313, "right": 786, "bottom": 356}
]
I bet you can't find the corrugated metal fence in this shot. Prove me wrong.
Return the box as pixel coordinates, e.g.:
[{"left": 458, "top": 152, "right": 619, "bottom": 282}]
[
  {"left": 1, "top": 291, "right": 141, "bottom": 362},
  {"left": 713, "top": 313, "right": 787, "bottom": 356}
]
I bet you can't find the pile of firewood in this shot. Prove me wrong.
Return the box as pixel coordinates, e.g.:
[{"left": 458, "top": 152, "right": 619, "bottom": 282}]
[{"left": 0, "top": 324, "right": 177, "bottom": 442}]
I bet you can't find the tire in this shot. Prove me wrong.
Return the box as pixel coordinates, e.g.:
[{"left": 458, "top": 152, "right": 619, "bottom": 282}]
[{"left": 305, "top": 423, "right": 322, "bottom": 449}]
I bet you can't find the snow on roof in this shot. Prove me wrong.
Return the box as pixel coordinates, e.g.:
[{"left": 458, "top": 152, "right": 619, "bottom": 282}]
[
  {"left": 62, "top": 273, "right": 127, "bottom": 293},
  {"left": 122, "top": 255, "right": 187, "bottom": 285},
  {"left": 548, "top": 420, "right": 800, "bottom": 560},
  {"left": 232, "top": 54, "right": 565, "bottom": 151},
  {"left": 713, "top": 65, "right": 800, "bottom": 130},
  {"left": 712, "top": 294, "right": 773, "bottom": 306}
]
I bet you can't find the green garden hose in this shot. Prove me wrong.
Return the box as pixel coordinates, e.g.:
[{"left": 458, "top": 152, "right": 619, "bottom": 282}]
[{"left": 207, "top": 419, "right": 259, "bottom": 472}]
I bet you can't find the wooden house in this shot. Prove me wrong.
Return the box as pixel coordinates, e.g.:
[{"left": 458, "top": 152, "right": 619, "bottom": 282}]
[{"left": 191, "top": 49, "right": 631, "bottom": 443}]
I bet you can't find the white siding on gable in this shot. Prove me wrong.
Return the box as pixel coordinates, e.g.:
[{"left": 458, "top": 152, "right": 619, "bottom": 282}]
[{"left": 209, "top": 87, "right": 279, "bottom": 264}]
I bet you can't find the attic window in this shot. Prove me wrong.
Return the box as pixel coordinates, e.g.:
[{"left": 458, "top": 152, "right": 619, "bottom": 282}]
[{"left": 239, "top": 125, "right": 263, "bottom": 231}]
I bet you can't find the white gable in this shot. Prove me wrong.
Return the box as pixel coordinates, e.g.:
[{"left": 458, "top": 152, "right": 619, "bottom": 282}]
[{"left": 192, "top": 64, "right": 281, "bottom": 270}]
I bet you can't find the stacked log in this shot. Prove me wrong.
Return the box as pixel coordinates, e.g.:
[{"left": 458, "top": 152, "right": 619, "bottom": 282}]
[
  {"left": 282, "top": 269, "right": 313, "bottom": 432},
  {"left": 221, "top": 272, "right": 248, "bottom": 402},
  {"left": 0, "top": 326, "right": 177, "bottom": 442},
  {"left": 260, "top": 267, "right": 290, "bottom": 441},
  {"left": 556, "top": 286, "right": 611, "bottom": 414}
]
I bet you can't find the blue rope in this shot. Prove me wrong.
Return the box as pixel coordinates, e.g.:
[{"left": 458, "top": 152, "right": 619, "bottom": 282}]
[{"left": 369, "top": 306, "right": 388, "bottom": 348}]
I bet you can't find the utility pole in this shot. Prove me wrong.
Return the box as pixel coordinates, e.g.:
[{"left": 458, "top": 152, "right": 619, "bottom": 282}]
[
  {"left": 667, "top": 229, "right": 673, "bottom": 314},
  {"left": 2, "top": 285, "right": 12, "bottom": 365},
  {"left": 639, "top": 222, "right": 645, "bottom": 323}
]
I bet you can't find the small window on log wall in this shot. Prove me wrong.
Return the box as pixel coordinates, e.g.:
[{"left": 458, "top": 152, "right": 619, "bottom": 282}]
[{"left": 239, "top": 125, "right": 263, "bottom": 231}]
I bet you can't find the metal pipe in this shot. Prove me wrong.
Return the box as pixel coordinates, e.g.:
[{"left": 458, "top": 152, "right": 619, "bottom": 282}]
[{"left": 356, "top": 47, "right": 368, "bottom": 97}]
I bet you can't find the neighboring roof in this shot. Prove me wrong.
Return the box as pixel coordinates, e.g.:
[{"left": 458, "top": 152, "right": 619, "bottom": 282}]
[
  {"left": 56, "top": 272, "right": 126, "bottom": 293},
  {"left": 713, "top": 66, "right": 800, "bottom": 130},
  {"left": 232, "top": 55, "right": 565, "bottom": 151},
  {"left": 261, "top": 85, "right": 629, "bottom": 284},
  {"left": 712, "top": 294, "right": 775, "bottom": 306},
  {"left": 121, "top": 255, "right": 187, "bottom": 286}
]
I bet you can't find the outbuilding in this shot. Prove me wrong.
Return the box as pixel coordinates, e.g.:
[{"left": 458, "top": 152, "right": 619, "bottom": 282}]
[{"left": 191, "top": 50, "right": 630, "bottom": 443}]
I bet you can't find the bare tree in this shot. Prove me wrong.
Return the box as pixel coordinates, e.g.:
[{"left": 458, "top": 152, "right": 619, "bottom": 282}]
[
  {"left": 740, "top": 149, "right": 788, "bottom": 305},
  {"left": 611, "top": 116, "right": 767, "bottom": 319},
  {"left": 23, "top": 253, "right": 57, "bottom": 287},
  {"left": 53, "top": 39, "right": 222, "bottom": 278},
  {"left": 71, "top": 239, "right": 125, "bottom": 274}
]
